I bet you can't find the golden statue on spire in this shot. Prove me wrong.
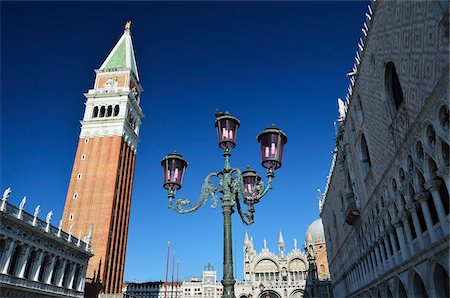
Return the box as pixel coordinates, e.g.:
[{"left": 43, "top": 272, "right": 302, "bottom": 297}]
[{"left": 125, "top": 20, "right": 131, "bottom": 30}]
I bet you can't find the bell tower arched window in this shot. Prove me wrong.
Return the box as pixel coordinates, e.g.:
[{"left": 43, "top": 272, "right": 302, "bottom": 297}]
[
  {"left": 92, "top": 106, "right": 99, "bottom": 118},
  {"left": 385, "top": 61, "right": 404, "bottom": 117}
]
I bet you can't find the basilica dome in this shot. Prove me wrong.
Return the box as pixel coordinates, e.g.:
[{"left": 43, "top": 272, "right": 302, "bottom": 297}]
[{"left": 305, "top": 218, "right": 325, "bottom": 245}]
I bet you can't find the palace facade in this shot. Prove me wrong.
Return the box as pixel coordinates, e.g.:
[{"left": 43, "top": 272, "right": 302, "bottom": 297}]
[
  {"left": 320, "top": 0, "right": 449, "bottom": 297},
  {"left": 0, "top": 189, "right": 92, "bottom": 297}
]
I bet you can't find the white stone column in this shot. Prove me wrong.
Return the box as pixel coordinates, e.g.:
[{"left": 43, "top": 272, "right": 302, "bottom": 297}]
[
  {"left": 406, "top": 202, "right": 425, "bottom": 249},
  {"left": 416, "top": 192, "right": 438, "bottom": 242},
  {"left": 77, "top": 266, "right": 87, "bottom": 291},
  {"left": 425, "top": 180, "right": 449, "bottom": 235},
  {"left": 400, "top": 211, "right": 415, "bottom": 256},
  {"left": 45, "top": 255, "right": 56, "bottom": 284},
  {"left": 394, "top": 222, "right": 408, "bottom": 261},
  {"left": 31, "top": 250, "right": 44, "bottom": 281},
  {"left": 17, "top": 245, "right": 31, "bottom": 278},
  {"left": 57, "top": 259, "right": 68, "bottom": 287},
  {"left": 0, "top": 239, "right": 15, "bottom": 274},
  {"left": 67, "top": 263, "right": 76, "bottom": 289}
]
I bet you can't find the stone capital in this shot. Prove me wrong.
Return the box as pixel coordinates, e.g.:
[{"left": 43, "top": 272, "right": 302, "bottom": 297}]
[
  {"left": 415, "top": 191, "right": 429, "bottom": 203},
  {"left": 399, "top": 210, "right": 410, "bottom": 220},
  {"left": 424, "top": 179, "right": 441, "bottom": 192},
  {"left": 405, "top": 201, "right": 417, "bottom": 211},
  {"left": 437, "top": 166, "right": 449, "bottom": 179}
]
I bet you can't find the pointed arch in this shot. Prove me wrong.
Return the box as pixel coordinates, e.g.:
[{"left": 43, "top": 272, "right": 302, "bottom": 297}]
[
  {"left": 360, "top": 134, "right": 371, "bottom": 176},
  {"left": 412, "top": 271, "right": 428, "bottom": 297},
  {"left": 433, "top": 263, "right": 449, "bottom": 298},
  {"left": 385, "top": 61, "right": 404, "bottom": 117}
]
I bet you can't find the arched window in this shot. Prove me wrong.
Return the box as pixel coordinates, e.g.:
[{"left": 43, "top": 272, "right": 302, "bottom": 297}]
[
  {"left": 413, "top": 273, "right": 428, "bottom": 297},
  {"left": 398, "top": 278, "right": 407, "bottom": 298},
  {"left": 333, "top": 213, "right": 339, "bottom": 242},
  {"left": 434, "top": 263, "right": 449, "bottom": 298},
  {"left": 51, "top": 258, "right": 62, "bottom": 285},
  {"left": 438, "top": 178, "right": 449, "bottom": 215},
  {"left": 7, "top": 244, "right": 21, "bottom": 276},
  {"left": 356, "top": 95, "right": 364, "bottom": 124},
  {"left": 24, "top": 250, "right": 36, "bottom": 279},
  {"left": 442, "top": 141, "right": 449, "bottom": 166},
  {"left": 73, "top": 265, "right": 81, "bottom": 290},
  {"left": 107, "top": 105, "right": 113, "bottom": 117},
  {"left": 114, "top": 105, "right": 120, "bottom": 116},
  {"left": 385, "top": 61, "right": 404, "bottom": 116},
  {"left": 92, "top": 106, "right": 99, "bottom": 118},
  {"left": 360, "top": 134, "right": 372, "bottom": 175},
  {"left": 38, "top": 254, "right": 50, "bottom": 282},
  {"left": 99, "top": 106, "right": 106, "bottom": 118},
  {"left": 439, "top": 105, "right": 449, "bottom": 132}
]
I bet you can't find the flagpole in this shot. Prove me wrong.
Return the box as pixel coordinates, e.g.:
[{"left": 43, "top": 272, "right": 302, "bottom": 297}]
[
  {"left": 171, "top": 252, "right": 175, "bottom": 298},
  {"left": 176, "top": 261, "right": 180, "bottom": 298},
  {"left": 165, "top": 241, "right": 170, "bottom": 298}
]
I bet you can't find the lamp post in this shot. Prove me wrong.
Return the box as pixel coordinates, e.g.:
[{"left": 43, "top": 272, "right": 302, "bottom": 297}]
[{"left": 161, "top": 111, "right": 287, "bottom": 298}]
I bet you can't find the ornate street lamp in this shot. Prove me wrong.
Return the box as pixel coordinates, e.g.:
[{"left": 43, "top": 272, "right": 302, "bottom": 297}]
[{"left": 161, "top": 111, "right": 287, "bottom": 298}]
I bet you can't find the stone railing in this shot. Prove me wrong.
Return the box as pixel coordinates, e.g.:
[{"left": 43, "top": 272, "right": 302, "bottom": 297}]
[
  {"left": 0, "top": 273, "right": 84, "bottom": 298},
  {"left": 3, "top": 203, "right": 89, "bottom": 251}
]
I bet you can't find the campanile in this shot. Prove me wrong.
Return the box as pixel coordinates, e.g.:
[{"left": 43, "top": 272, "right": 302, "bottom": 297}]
[{"left": 62, "top": 21, "right": 143, "bottom": 295}]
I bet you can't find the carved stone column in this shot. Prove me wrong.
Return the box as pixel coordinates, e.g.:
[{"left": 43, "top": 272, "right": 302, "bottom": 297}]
[
  {"left": 78, "top": 265, "right": 87, "bottom": 291},
  {"left": 0, "top": 239, "right": 15, "bottom": 274},
  {"left": 388, "top": 230, "right": 399, "bottom": 264},
  {"left": 363, "top": 257, "right": 370, "bottom": 284},
  {"left": 45, "top": 255, "right": 56, "bottom": 285},
  {"left": 416, "top": 192, "right": 438, "bottom": 242},
  {"left": 425, "top": 179, "right": 449, "bottom": 235},
  {"left": 406, "top": 202, "right": 425, "bottom": 249},
  {"left": 377, "top": 238, "right": 388, "bottom": 273},
  {"left": 382, "top": 234, "right": 394, "bottom": 269},
  {"left": 31, "top": 250, "right": 44, "bottom": 281},
  {"left": 17, "top": 245, "right": 31, "bottom": 278},
  {"left": 394, "top": 221, "right": 408, "bottom": 261},
  {"left": 369, "top": 249, "right": 377, "bottom": 279},
  {"left": 374, "top": 244, "right": 382, "bottom": 276},
  {"left": 57, "top": 259, "right": 68, "bottom": 287},
  {"left": 400, "top": 211, "right": 415, "bottom": 256},
  {"left": 67, "top": 262, "right": 76, "bottom": 289}
]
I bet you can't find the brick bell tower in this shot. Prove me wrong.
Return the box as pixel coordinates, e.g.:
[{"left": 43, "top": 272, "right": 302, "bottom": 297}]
[{"left": 62, "top": 21, "right": 143, "bottom": 296}]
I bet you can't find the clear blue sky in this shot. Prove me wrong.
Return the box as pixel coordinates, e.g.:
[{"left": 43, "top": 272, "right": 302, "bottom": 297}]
[{"left": 1, "top": 1, "right": 368, "bottom": 282}]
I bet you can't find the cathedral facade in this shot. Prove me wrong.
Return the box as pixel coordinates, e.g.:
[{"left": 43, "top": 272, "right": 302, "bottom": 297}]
[
  {"left": 320, "top": 1, "right": 449, "bottom": 297},
  {"left": 237, "top": 223, "right": 331, "bottom": 298},
  {"left": 124, "top": 222, "right": 331, "bottom": 298}
]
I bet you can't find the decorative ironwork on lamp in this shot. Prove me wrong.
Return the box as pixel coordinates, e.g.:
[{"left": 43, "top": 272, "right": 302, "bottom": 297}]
[{"left": 161, "top": 111, "right": 287, "bottom": 298}]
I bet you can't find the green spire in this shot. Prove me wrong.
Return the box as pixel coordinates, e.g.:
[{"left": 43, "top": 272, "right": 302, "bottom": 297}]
[
  {"left": 103, "top": 39, "right": 126, "bottom": 70},
  {"left": 99, "top": 23, "right": 139, "bottom": 80}
]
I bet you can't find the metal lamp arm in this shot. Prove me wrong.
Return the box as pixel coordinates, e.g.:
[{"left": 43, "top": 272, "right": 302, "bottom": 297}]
[
  {"left": 235, "top": 192, "right": 254, "bottom": 225},
  {"left": 168, "top": 172, "right": 219, "bottom": 214},
  {"left": 254, "top": 174, "right": 274, "bottom": 200}
]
